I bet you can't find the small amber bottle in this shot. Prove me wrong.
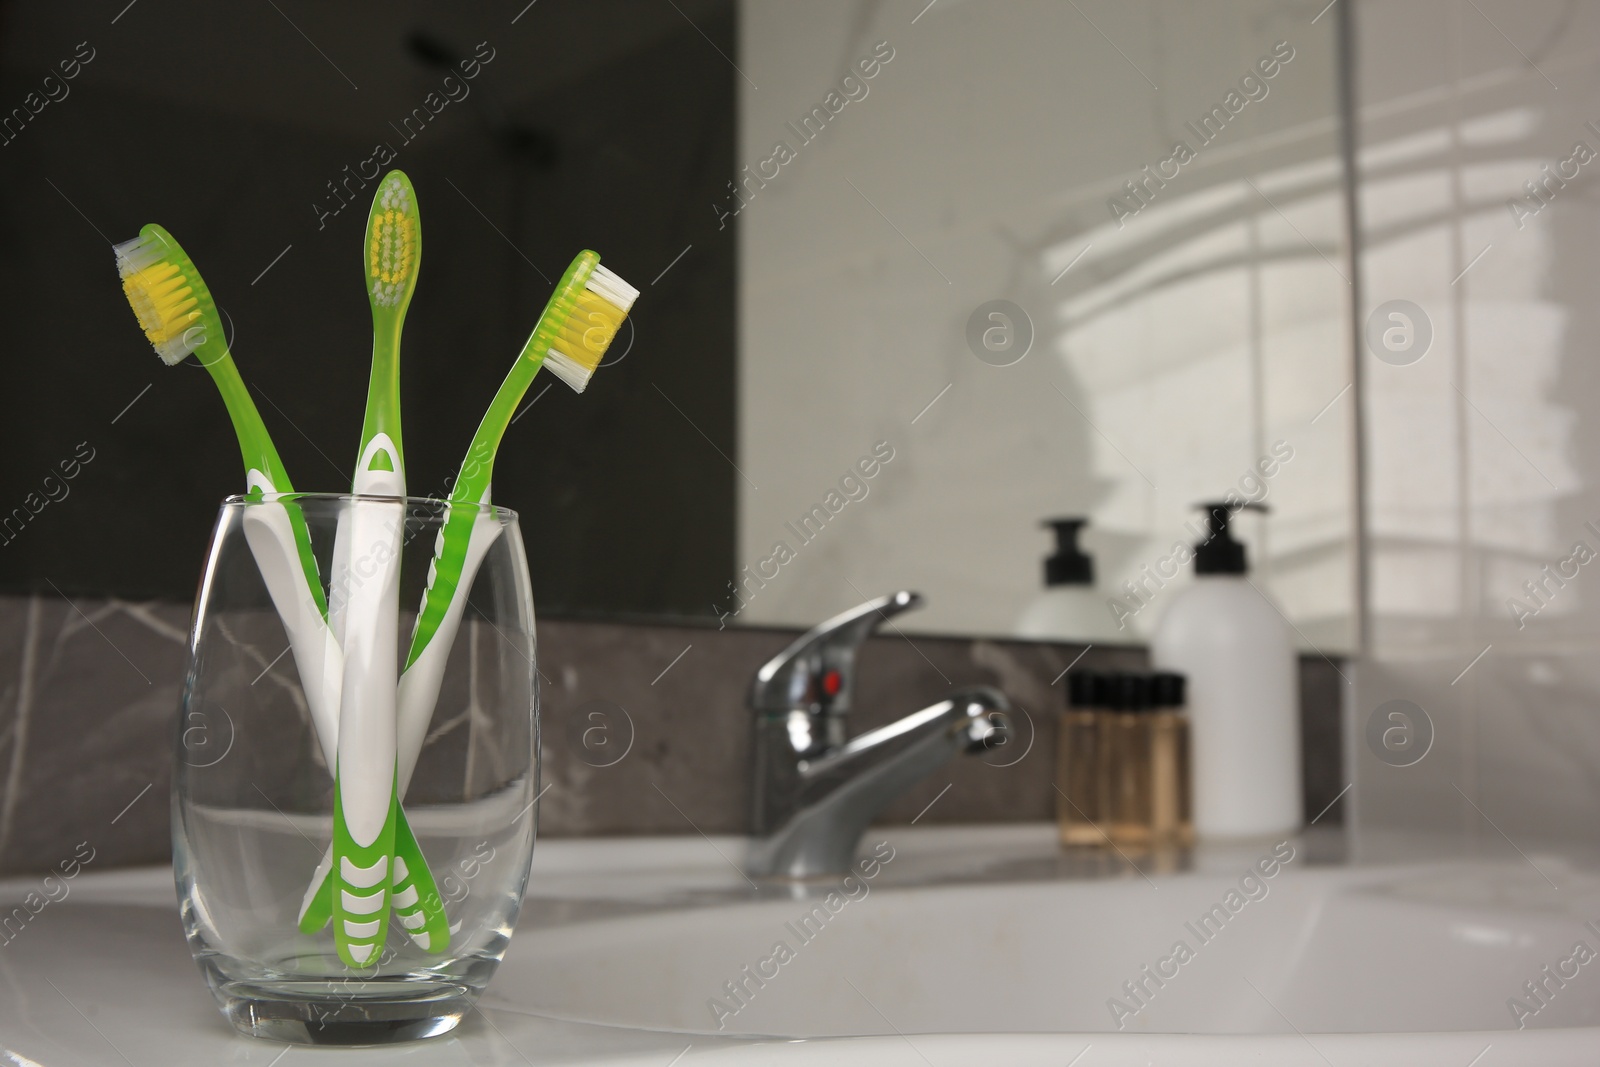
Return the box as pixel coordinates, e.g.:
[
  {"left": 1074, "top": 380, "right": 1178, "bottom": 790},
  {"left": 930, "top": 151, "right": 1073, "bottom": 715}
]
[
  {"left": 1150, "top": 671, "right": 1193, "bottom": 846},
  {"left": 1056, "top": 671, "right": 1102, "bottom": 846},
  {"left": 1105, "top": 673, "right": 1155, "bottom": 847}
]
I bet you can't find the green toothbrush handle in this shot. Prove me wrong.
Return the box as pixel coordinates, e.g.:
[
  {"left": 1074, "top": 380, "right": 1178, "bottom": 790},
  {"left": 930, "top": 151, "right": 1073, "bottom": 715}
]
[
  {"left": 389, "top": 808, "right": 452, "bottom": 951},
  {"left": 282, "top": 508, "right": 325, "bottom": 616},
  {"left": 406, "top": 254, "right": 599, "bottom": 665},
  {"left": 406, "top": 502, "right": 480, "bottom": 668},
  {"left": 403, "top": 330, "right": 543, "bottom": 668},
  {"left": 205, "top": 349, "right": 327, "bottom": 617},
  {"left": 330, "top": 767, "right": 398, "bottom": 969},
  {"left": 298, "top": 804, "right": 449, "bottom": 953}
]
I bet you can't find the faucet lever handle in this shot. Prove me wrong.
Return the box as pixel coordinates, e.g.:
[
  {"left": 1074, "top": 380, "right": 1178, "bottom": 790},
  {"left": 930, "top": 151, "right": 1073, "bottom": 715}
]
[{"left": 749, "top": 590, "right": 924, "bottom": 716}]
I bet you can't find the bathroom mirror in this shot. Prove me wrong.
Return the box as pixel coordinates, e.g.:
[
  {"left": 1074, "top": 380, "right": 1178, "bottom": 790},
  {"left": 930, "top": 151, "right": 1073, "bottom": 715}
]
[
  {"left": 733, "top": 0, "right": 1356, "bottom": 647},
  {"left": 0, "top": 0, "right": 1355, "bottom": 650}
]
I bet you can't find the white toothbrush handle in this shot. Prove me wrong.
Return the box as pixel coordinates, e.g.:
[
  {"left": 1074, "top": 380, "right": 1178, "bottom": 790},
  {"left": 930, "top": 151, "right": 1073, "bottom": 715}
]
[
  {"left": 396, "top": 512, "right": 505, "bottom": 792},
  {"left": 296, "top": 515, "right": 501, "bottom": 926},
  {"left": 335, "top": 495, "right": 403, "bottom": 848},
  {"left": 297, "top": 497, "right": 505, "bottom": 945},
  {"left": 242, "top": 507, "right": 343, "bottom": 764}
]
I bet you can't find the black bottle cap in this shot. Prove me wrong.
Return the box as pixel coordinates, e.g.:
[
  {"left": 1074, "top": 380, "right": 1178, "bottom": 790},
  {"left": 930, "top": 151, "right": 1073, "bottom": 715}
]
[
  {"left": 1192, "top": 501, "right": 1268, "bottom": 575},
  {"left": 1090, "top": 672, "right": 1113, "bottom": 708},
  {"left": 1102, "top": 673, "right": 1125, "bottom": 711},
  {"left": 1041, "top": 518, "right": 1093, "bottom": 586},
  {"left": 1066, "top": 670, "right": 1095, "bottom": 708},
  {"left": 1112, "top": 672, "right": 1151, "bottom": 712},
  {"left": 1151, "top": 671, "right": 1186, "bottom": 708}
]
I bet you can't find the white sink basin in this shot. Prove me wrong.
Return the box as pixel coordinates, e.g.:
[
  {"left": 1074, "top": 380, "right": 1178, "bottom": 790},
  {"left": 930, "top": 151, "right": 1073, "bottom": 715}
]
[
  {"left": 5, "top": 826, "right": 1599, "bottom": 1065},
  {"left": 486, "top": 825, "right": 1600, "bottom": 1064},
  {"left": 503, "top": 858, "right": 1599, "bottom": 1037}
]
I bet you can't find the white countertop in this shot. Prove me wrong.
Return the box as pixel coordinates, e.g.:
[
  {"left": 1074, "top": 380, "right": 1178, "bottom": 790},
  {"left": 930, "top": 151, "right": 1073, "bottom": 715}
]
[{"left": 1, "top": 825, "right": 1597, "bottom": 1066}]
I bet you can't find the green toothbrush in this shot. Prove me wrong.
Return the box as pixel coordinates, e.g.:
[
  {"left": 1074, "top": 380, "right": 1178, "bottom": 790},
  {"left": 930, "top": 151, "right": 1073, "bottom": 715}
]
[
  {"left": 326, "top": 170, "right": 457, "bottom": 968},
  {"left": 114, "top": 224, "right": 325, "bottom": 610},
  {"left": 407, "top": 251, "right": 638, "bottom": 665},
  {"left": 393, "top": 251, "right": 638, "bottom": 796},
  {"left": 297, "top": 173, "right": 448, "bottom": 953},
  {"left": 116, "top": 225, "right": 358, "bottom": 939},
  {"left": 115, "top": 225, "right": 345, "bottom": 761}
]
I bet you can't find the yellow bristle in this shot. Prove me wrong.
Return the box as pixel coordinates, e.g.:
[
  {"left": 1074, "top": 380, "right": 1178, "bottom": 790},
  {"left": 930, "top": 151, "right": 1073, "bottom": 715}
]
[
  {"left": 369, "top": 209, "right": 415, "bottom": 307},
  {"left": 539, "top": 258, "right": 638, "bottom": 393},
  {"left": 122, "top": 263, "right": 202, "bottom": 361},
  {"left": 553, "top": 289, "right": 627, "bottom": 374}
]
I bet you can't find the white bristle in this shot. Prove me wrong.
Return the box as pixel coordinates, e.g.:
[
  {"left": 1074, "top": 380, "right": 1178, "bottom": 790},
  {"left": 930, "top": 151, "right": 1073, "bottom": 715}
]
[
  {"left": 378, "top": 174, "right": 409, "bottom": 211},
  {"left": 114, "top": 231, "right": 204, "bottom": 365},
  {"left": 543, "top": 347, "right": 592, "bottom": 393},
  {"left": 368, "top": 175, "right": 416, "bottom": 309},
  {"left": 112, "top": 233, "right": 168, "bottom": 279},
  {"left": 151, "top": 331, "right": 202, "bottom": 365},
  {"left": 586, "top": 263, "right": 639, "bottom": 313}
]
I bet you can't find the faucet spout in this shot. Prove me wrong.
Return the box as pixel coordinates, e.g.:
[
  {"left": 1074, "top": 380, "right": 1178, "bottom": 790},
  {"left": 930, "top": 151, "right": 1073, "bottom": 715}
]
[{"left": 747, "top": 686, "right": 1011, "bottom": 879}]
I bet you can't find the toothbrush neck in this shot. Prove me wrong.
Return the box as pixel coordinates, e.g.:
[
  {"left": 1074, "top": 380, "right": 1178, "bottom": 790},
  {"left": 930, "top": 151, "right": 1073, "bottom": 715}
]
[
  {"left": 358, "top": 336, "right": 405, "bottom": 483},
  {"left": 452, "top": 345, "right": 541, "bottom": 505},
  {"left": 204, "top": 350, "right": 291, "bottom": 492}
]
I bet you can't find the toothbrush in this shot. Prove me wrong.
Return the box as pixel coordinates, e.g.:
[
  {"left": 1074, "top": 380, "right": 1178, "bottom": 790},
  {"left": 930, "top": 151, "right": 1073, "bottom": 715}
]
[
  {"left": 113, "top": 225, "right": 444, "bottom": 954},
  {"left": 305, "top": 179, "right": 464, "bottom": 954},
  {"left": 114, "top": 225, "right": 325, "bottom": 603},
  {"left": 399, "top": 251, "right": 638, "bottom": 771},
  {"left": 297, "top": 176, "right": 448, "bottom": 954},
  {"left": 327, "top": 171, "right": 425, "bottom": 969},
  {"left": 313, "top": 172, "right": 451, "bottom": 955},
  {"left": 115, "top": 227, "right": 356, "bottom": 924},
  {"left": 115, "top": 227, "right": 346, "bottom": 761},
  {"left": 298, "top": 250, "right": 639, "bottom": 924}
]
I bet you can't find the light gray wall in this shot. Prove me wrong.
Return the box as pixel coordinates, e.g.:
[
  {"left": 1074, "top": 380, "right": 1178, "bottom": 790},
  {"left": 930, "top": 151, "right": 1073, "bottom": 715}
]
[{"left": 1350, "top": 0, "right": 1600, "bottom": 852}]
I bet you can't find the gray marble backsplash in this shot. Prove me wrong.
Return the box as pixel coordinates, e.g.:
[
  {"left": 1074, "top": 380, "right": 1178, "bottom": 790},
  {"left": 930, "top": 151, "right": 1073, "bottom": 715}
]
[{"left": 0, "top": 593, "right": 1344, "bottom": 875}]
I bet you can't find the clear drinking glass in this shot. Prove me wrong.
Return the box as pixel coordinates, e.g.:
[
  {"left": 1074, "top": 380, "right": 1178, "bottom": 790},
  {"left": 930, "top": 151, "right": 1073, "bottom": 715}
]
[{"left": 173, "top": 494, "right": 538, "bottom": 1044}]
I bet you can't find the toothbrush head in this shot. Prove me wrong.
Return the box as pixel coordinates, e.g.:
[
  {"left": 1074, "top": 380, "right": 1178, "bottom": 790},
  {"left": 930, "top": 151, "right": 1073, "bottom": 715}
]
[
  {"left": 365, "top": 170, "right": 420, "bottom": 314},
  {"left": 114, "top": 224, "right": 221, "bottom": 366},
  {"left": 526, "top": 251, "right": 640, "bottom": 393}
]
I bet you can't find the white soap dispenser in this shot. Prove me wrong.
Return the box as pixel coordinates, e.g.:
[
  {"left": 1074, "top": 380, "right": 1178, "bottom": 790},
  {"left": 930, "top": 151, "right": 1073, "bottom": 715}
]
[
  {"left": 1150, "top": 502, "right": 1299, "bottom": 839},
  {"left": 1017, "top": 518, "right": 1120, "bottom": 641}
]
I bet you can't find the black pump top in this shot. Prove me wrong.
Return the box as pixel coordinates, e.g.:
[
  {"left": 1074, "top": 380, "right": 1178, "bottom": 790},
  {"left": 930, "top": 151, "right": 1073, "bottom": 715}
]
[
  {"left": 1151, "top": 671, "right": 1187, "bottom": 708},
  {"left": 1117, "top": 673, "right": 1151, "bottom": 711},
  {"left": 1090, "top": 672, "right": 1113, "bottom": 708},
  {"left": 1068, "top": 670, "right": 1184, "bottom": 710},
  {"left": 1042, "top": 518, "right": 1093, "bottom": 586},
  {"left": 1192, "top": 501, "right": 1267, "bottom": 575},
  {"left": 1094, "top": 672, "right": 1149, "bottom": 712},
  {"left": 1066, "top": 671, "right": 1094, "bottom": 708}
]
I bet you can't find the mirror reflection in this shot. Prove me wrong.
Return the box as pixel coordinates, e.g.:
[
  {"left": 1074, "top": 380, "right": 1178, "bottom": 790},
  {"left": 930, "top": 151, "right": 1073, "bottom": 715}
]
[
  {"left": 1, "top": 0, "right": 1355, "bottom": 652},
  {"left": 735, "top": 1, "right": 1353, "bottom": 647}
]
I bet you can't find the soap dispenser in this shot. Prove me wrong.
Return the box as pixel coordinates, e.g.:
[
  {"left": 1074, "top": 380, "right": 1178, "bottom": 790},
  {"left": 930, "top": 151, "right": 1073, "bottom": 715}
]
[
  {"left": 1018, "top": 518, "right": 1118, "bottom": 640},
  {"left": 1150, "top": 503, "right": 1299, "bottom": 839}
]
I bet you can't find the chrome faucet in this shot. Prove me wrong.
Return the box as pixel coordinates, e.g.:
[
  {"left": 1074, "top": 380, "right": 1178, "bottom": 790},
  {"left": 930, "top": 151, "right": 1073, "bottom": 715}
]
[{"left": 746, "top": 591, "right": 1012, "bottom": 879}]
